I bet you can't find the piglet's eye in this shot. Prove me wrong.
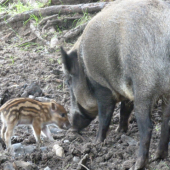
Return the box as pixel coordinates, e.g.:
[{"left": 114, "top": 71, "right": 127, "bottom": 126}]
[{"left": 60, "top": 113, "right": 66, "bottom": 117}]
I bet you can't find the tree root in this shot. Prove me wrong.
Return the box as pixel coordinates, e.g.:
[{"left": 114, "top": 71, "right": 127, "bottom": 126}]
[
  {"left": 0, "top": 2, "right": 107, "bottom": 27},
  {"left": 77, "top": 154, "right": 89, "bottom": 170},
  {"left": 42, "top": 16, "right": 81, "bottom": 31},
  {"left": 59, "top": 22, "right": 88, "bottom": 43},
  {"left": 30, "top": 21, "right": 49, "bottom": 46}
]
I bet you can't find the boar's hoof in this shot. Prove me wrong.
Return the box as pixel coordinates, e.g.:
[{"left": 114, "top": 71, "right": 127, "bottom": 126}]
[
  {"left": 95, "top": 134, "right": 105, "bottom": 143},
  {"left": 135, "top": 157, "right": 148, "bottom": 170},
  {"left": 155, "top": 150, "right": 168, "bottom": 160}
]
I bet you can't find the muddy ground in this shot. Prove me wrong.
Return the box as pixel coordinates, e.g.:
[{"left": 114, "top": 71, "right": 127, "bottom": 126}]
[{"left": 0, "top": 6, "right": 170, "bottom": 170}]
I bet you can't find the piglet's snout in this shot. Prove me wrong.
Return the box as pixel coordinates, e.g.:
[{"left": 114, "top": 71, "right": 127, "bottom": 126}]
[{"left": 63, "top": 121, "right": 71, "bottom": 130}]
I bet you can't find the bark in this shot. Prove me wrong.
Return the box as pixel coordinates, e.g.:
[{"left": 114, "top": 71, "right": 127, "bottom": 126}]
[
  {"left": 41, "top": 16, "right": 81, "bottom": 30},
  {"left": 0, "top": 2, "right": 107, "bottom": 27},
  {"left": 59, "top": 22, "right": 87, "bottom": 43},
  {"left": 51, "top": 0, "right": 99, "bottom": 5}
]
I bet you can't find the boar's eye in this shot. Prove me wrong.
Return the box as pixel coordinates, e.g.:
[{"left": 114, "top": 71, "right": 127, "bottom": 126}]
[{"left": 60, "top": 113, "right": 66, "bottom": 117}]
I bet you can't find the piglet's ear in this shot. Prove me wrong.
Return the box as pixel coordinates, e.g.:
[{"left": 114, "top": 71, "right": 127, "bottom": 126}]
[
  {"left": 51, "top": 102, "right": 57, "bottom": 111},
  {"left": 60, "top": 46, "right": 78, "bottom": 74}
]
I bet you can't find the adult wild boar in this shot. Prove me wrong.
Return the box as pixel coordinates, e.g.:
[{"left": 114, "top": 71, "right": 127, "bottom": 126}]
[{"left": 61, "top": 0, "right": 170, "bottom": 169}]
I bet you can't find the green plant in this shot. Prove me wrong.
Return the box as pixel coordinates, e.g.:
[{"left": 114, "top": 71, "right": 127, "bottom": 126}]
[
  {"left": 49, "top": 58, "right": 54, "bottom": 64},
  {"left": 9, "top": 56, "right": 15, "bottom": 64},
  {"left": 11, "top": 0, "right": 34, "bottom": 14},
  {"left": 1, "top": 0, "right": 10, "bottom": 5},
  {"left": 57, "top": 58, "right": 62, "bottom": 64},
  {"left": 24, "top": 14, "right": 41, "bottom": 26},
  {"left": 0, "top": 5, "right": 6, "bottom": 13},
  {"left": 155, "top": 124, "right": 160, "bottom": 132},
  {"left": 75, "top": 11, "right": 91, "bottom": 27},
  {"left": 57, "top": 84, "right": 62, "bottom": 89},
  {"left": 56, "top": 26, "right": 62, "bottom": 34}
]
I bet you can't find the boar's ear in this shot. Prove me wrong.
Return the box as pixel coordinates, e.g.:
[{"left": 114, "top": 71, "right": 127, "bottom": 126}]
[{"left": 60, "top": 46, "right": 78, "bottom": 74}]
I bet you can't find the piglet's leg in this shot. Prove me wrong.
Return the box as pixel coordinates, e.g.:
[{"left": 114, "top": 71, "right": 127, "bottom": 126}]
[
  {"left": 32, "top": 119, "right": 42, "bottom": 148},
  {"left": 1, "top": 123, "right": 7, "bottom": 141},
  {"left": 5, "top": 124, "right": 15, "bottom": 151},
  {"left": 41, "top": 125, "right": 54, "bottom": 141}
]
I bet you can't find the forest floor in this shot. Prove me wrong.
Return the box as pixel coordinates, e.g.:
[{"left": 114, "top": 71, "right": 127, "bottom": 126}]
[{"left": 0, "top": 1, "right": 170, "bottom": 170}]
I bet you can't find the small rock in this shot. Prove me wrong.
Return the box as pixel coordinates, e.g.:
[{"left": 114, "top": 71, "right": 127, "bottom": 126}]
[
  {"left": 44, "top": 166, "right": 51, "bottom": 170},
  {"left": 40, "top": 146, "right": 48, "bottom": 152},
  {"left": 28, "top": 95, "right": 35, "bottom": 99},
  {"left": 121, "top": 135, "right": 137, "bottom": 146},
  {"left": 35, "top": 97, "right": 51, "bottom": 102},
  {"left": 0, "top": 137, "right": 6, "bottom": 150},
  {"left": 14, "top": 160, "right": 38, "bottom": 170},
  {"left": 0, "top": 154, "right": 8, "bottom": 164},
  {"left": 53, "top": 144, "right": 65, "bottom": 157},
  {"left": 73, "top": 156, "right": 80, "bottom": 163},
  {"left": 63, "top": 140, "right": 70, "bottom": 143},
  {"left": 122, "top": 160, "right": 135, "bottom": 170},
  {"left": 49, "top": 126, "right": 62, "bottom": 134},
  {"left": 50, "top": 35, "right": 59, "bottom": 49},
  {"left": 21, "top": 82, "right": 43, "bottom": 97},
  {"left": 12, "top": 143, "right": 36, "bottom": 157},
  {"left": 3, "top": 162, "right": 15, "bottom": 170}
]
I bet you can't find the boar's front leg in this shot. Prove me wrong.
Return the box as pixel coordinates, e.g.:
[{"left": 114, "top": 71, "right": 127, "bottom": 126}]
[
  {"left": 134, "top": 98, "right": 153, "bottom": 170},
  {"left": 156, "top": 102, "right": 170, "bottom": 159},
  {"left": 116, "top": 100, "right": 134, "bottom": 132},
  {"left": 94, "top": 83, "right": 116, "bottom": 142}
]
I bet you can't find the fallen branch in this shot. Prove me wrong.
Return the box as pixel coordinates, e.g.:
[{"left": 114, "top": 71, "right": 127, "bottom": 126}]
[
  {"left": 77, "top": 154, "right": 89, "bottom": 170},
  {"left": 0, "top": 2, "right": 107, "bottom": 27},
  {"left": 38, "top": 14, "right": 59, "bottom": 26},
  {"left": 0, "top": 0, "right": 7, "bottom": 5},
  {"left": 60, "top": 22, "right": 87, "bottom": 43},
  {"left": 30, "top": 21, "right": 50, "bottom": 46},
  {"left": 17, "top": 37, "right": 37, "bottom": 47},
  {"left": 42, "top": 16, "right": 81, "bottom": 31}
]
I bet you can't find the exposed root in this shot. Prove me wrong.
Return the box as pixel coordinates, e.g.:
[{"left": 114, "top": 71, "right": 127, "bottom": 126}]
[
  {"left": 77, "top": 154, "right": 89, "bottom": 170},
  {"left": 30, "top": 21, "right": 49, "bottom": 46},
  {"left": 0, "top": 2, "right": 107, "bottom": 28},
  {"left": 59, "top": 22, "right": 87, "bottom": 43},
  {"left": 42, "top": 16, "right": 81, "bottom": 31},
  {"left": 17, "top": 37, "right": 37, "bottom": 47}
]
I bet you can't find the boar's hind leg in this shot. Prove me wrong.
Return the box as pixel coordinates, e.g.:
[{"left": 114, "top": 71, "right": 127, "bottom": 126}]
[
  {"left": 156, "top": 103, "right": 170, "bottom": 159},
  {"left": 93, "top": 83, "right": 116, "bottom": 142},
  {"left": 116, "top": 100, "right": 133, "bottom": 132},
  {"left": 134, "top": 98, "right": 153, "bottom": 170}
]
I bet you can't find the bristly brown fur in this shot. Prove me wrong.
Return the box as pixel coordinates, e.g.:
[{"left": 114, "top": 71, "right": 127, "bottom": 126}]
[{"left": 0, "top": 98, "right": 70, "bottom": 151}]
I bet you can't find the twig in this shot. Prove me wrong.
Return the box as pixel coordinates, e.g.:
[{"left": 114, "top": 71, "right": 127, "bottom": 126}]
[
  {"left": 77, "top": 154, "right": 89, "bottom": 170},
  {"left": 78, "top": 163, "right": 90, "bottom": 170},
  {"left": 42, "top": 16, "right": 81, "bottom": 31},
  {"left": 38, "top": 14, "right": 59, "bottom": 26},
  {"left": 61, "top": 22, "right": 87, "bottom": 42},
  {"left": 17, "top": 37, "right": 37, "bottom": 47}
]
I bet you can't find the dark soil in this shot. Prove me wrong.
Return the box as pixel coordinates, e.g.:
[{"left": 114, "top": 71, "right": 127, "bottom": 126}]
[{"left": 0, "top": 9, "right": 170, "bottom": 170}]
